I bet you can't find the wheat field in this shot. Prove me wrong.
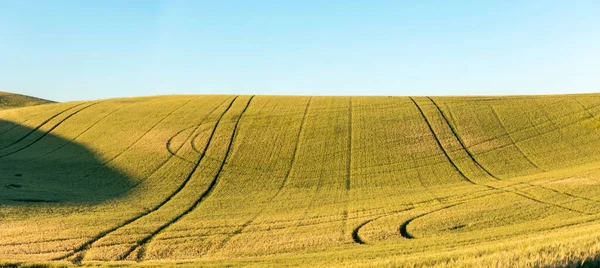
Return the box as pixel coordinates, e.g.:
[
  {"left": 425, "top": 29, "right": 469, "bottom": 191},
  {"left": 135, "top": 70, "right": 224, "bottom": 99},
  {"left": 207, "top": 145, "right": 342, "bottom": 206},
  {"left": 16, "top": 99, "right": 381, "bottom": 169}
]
[{"left": 1, "top": 93, "right": 600, "bottom": 267}]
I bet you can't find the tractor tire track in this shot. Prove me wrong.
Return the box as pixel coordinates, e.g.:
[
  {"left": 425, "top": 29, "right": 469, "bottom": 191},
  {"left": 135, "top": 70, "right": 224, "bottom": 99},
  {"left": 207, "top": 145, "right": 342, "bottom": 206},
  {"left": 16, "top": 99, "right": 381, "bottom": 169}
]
[
  {"left": 160, "top": 181, "right": 566, "bottom": 243},
  {"left": 80, "top": 97, "right": 202, "bottom": 181},
  {"left": 0, "top": 107, "right": 54, "bottom": 136},
  {"left": 54, "top": 97, "right": 230, "bottom": 261},
  {"left": 574, "top": 98, "right": 600, "bottom": 124},
  {"left": 429, "top": 97, "right": 600, "bottom": 208},
  {"left": 427, "top": 97, "right": 500, "bottom": 180},
  {"left": 165, "top": 97, "right": 234, "bottom": 164},
  {"left": 165, "top": 126, "right": 197, "bottom": 163},
  {"left": 410, "top": 97, "right": 590, "bottom": 216},
  {"left": 352, "top": 207, "right": 414, "bottom": 244},
  {"left": 352, "top": 183, "right": 542, "bottom": 245},
  {"left": 97, "top": 98, "right": 233, "bottom": 195},
  {"left": 0, "top": 102, "right": 100, "bottom": 159},
  {"left": 346, "top": 97, "right": 353, "bottom": 191},
  {"left": 187, "top": 97, "right": 245, "bottom": 155},
  {"left": 0, "top": 102, "right": 86, "bottom": 151},
  {"left": 399, "top": 204, "right": 461, "bottom": 239},
  {"left": 342, "top": 97, "right": 353, "bottom": 239},
  {"left": 210, "top": 97, "right": 312, "bottom": 254},
  {"left": 190, "top": 129, "right": 205, "bottom": 154},
  {"left": 490, "top": 106, "right": 544, "bottom": 171},
  {"left": 125, "top": 96, "right": 254, "bottom": 261},
  {"left": 38, "top": 102, "right": 137, "bottom": 158},
  {"left": 460, "top": 102, "right": 600, "bottom": 151},
  {"left": 409, "top": 97, "right": 476, "bottom": 185}
]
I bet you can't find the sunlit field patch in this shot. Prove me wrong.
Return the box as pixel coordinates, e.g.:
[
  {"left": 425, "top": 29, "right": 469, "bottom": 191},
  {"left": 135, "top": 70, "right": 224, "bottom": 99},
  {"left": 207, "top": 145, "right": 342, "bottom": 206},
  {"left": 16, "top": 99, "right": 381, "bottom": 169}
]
[{"left": 1, "top": 93, "right": 600, "bottom": 267}]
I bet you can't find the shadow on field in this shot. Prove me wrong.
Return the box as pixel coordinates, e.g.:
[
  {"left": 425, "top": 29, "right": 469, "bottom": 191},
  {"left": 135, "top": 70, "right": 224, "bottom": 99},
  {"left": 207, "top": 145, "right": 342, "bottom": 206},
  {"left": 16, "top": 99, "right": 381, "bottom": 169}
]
[
  {"left": 0, "top": 119, "right": 134, "bottom": 205},
  {"left": 559, "top": 255, "right": 600, "bottom": 268}
]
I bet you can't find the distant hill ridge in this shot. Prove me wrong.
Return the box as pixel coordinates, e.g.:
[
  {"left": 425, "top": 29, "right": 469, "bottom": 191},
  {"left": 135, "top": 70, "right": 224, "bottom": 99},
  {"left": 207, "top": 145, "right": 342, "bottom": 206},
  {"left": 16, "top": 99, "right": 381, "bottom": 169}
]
[{"left": 0, "top": 91, "right": 54, "bottom": 110}]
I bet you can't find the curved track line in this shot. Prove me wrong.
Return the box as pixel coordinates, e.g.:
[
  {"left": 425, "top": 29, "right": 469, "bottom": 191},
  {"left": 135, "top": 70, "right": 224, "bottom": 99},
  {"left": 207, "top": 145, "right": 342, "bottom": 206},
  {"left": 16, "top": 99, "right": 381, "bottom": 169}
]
[
  {"left": 165, "top": 97, "right": 235, "bottom": 164},
  {"left": 165, "top": 126, "right": 197, "bottom": 163},
  {"left": 427, "top": 97, "right": 500, "bottom": 180},
  {"left": 459, "top": 101, "right": 600, "bottom": 151},
  {"left": 123, "top": 97, "right": 239, "bottom": 194},
  {"left": 352, "top": 207, "right": 414, "bottom": 244},
  {"left": 80, "top": 97, "right": 201, "bottom": 180},
  {"left": 408, "top": 97, "right": 475, "bottom": 185},
  {"left": 399, "top": 204, "right": 460, "bottom": 239},
  {"left": 411, "top": 97, "right": 591, "bottom": 216},
  {"left": 190, "top": 128, "right": 205, "bottom": 154},
  {"left": 38, "top": 102, "right": 137, "bottom": 158},
  {"left": 0, "top": 102, "right": 100, "bottom": 159},
  {"left": 53, "top": 97, "right": 226, "bottom": 261},
  {"left": 489, "top": 105, "right": 544, "bottom": 171},
  {"left": 98, "top": 99, "right": 236, "bottom": 199},
  {"left": 350, "top": 175, "right": 547, "bottom": 244},
  {"left": 0, "top": 103, "right": 86, "bottom": 151},
  {"left": 158, "top": 178, "right": 581, "bottom": 245},
  {"left": 0, "top": 107, "right": 54, "bottom": 136},
  {"left": 573, "top": 98, "right": 600, "bottom": 127},
  {"left": 429, "top": 97, "right": 600, "bottom": 207},
  {"left": 210, "top": 97, "right": 312, "bottom": 254},
  {"left": 128, "top": 96, "right": 254, "bottom": 261}
]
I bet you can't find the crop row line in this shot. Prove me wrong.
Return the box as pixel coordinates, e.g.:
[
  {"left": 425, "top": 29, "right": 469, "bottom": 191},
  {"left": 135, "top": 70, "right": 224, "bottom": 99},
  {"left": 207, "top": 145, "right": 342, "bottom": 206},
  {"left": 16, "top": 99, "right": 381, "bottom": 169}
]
[
  {"left": 127, "top": 96, "right": 254, "bottom": 261},
  {"left": 164, "top": 126, "right": 197, "bottom": 163},
  {"left": 54, "top": 96, "right": 212, "bottom": 261},
  {"left": 458, "top": 101, "right": 600, "bottom": 151},
  {"left": 0, "top": 102, "right": 100, "bottom": 159},
  {"left": 341, "top": 97, "right": 353, "bottom": 240},
  {"left": 209, "top": 97, "right": 312, "bottom": 255},
  {"left": 37, "top": 101, "right": 138, "bottom": 159},
  {"left": 0, "top": 102, "right": 85, "bottom": 147},
  {"left": 0, "top": 105, "right": 58, "bottom": 136},
  {"left": 399, "top": 204, "right": 461, "bottom": 239},
  {"left": 489, "top": 106, "right": 544, "bottom": 171},
  {"left": 427, "top": 97, "right": 500, "bottom": 180},
  {"left": 351, "top": 177, "right": 550, "bottom": 244},
  {"left": 429, "top": 97, "right": 600, "bottom": 207},
  {"left": 388, "top": 97, "right": 588, "bottom": 243},
  {"left": 78, "top": 97, "right": 201, "bottom": 185},
  {"left": 426, "top": 98, "right": 589, "bottom": 208},
  {"left": 163, "top": 97, "right": 236, "bottom": 166},
  {"left": 408, "top": 97, "right": 475, "bottom": 185},
  {"left": 425, "top": 97, "right": 591, "bottom": 214}
]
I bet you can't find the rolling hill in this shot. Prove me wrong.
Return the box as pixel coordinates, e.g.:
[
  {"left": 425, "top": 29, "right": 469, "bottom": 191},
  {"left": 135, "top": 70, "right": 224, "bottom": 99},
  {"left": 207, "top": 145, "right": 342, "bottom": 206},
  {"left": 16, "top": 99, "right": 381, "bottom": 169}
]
[
  {"left": 1, "top": 93, "right": 600, "bottom": 267},
  {"left": 0, "top": 91, "right": 53, "bottom": 110}
]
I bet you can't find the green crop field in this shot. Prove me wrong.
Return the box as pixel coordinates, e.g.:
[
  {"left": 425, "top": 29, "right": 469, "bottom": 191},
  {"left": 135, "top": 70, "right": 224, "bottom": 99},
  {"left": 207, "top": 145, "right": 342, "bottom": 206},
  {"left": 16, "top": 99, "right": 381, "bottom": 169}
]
[{"left": 1, "top": 93, "right": 600, "bottom": 267}]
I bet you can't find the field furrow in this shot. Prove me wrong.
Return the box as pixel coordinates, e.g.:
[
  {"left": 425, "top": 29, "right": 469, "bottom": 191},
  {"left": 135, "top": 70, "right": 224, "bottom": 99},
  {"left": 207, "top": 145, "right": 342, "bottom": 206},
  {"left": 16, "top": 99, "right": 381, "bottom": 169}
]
[
  {"left": 0, "top": 102, "right": 85, "bottom": 147},
  {"left": 2, "top": 94, "right": 600, "bottom": 266},
  {"left": 66, "top": 97, "right": 238, "bottom": 262},
  {"left": 127, "top": 96, "right": 254, "bottom": 261},
  {"left": 0, "top": 102, "right": 99, "bottom": 158}
]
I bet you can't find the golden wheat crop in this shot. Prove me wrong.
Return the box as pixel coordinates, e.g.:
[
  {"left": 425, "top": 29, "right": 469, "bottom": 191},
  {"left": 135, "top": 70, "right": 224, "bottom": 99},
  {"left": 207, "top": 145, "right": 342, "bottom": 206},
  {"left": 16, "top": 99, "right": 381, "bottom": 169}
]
[{"left": 1, "top": 93, "right": 600, "bottom": 267}]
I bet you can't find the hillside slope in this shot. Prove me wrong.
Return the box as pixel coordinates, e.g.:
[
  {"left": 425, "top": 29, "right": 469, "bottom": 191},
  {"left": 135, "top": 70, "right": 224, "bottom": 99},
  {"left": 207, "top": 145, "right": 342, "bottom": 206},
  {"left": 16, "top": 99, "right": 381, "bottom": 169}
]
[
  {"left": 1, "top": 94, "right": 600, "bottom": 266},
  {"left": 0, "top": 91, "right": 54, "bottom": 110}
]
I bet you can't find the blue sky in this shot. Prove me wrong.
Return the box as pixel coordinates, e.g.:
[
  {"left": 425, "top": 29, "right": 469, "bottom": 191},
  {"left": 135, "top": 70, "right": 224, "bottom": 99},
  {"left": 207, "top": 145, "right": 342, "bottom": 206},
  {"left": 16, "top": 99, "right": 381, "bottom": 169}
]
[{"left": 1, "top": 0, "right": 599, "bottom": 102}]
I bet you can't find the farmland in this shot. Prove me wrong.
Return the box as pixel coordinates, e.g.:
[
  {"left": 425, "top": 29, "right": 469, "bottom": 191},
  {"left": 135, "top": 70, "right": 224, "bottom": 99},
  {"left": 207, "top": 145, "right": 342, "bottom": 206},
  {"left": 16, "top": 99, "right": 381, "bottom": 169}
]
[
  {"left": 1, "top": 93, "right": 600, "bottom": 266},
  {"left": 0, "top": 91, "right": 53, "bottom": 111}
]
